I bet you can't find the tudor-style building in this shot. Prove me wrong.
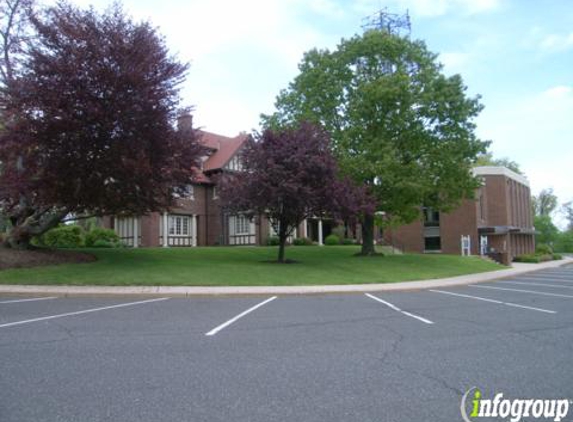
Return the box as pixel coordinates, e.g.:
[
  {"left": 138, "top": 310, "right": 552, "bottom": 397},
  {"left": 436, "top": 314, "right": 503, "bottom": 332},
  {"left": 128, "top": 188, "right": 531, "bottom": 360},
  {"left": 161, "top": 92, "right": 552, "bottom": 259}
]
[{"left": 101, "top": 115, "right": 328, "bottom": 247}]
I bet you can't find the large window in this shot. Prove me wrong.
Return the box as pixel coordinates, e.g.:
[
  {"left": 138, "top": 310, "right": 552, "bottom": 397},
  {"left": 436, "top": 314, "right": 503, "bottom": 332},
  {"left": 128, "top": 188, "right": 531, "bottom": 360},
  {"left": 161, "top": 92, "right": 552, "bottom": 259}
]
[
  {"left": 235, "top": 215, "right": 251, "bottom": 235},
  {"left": 169, "top": 215, "right": 192, "bottom": 237},
  {"left": 424, "top": 236, "right": 441, "bottom": 251}
]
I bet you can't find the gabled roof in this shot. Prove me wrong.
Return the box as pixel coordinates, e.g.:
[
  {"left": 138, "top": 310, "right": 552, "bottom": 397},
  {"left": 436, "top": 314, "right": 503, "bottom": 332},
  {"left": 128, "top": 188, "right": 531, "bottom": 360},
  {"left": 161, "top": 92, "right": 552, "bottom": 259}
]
[{"left": 197, "top": 130, "right": 248, "bottom": 172}]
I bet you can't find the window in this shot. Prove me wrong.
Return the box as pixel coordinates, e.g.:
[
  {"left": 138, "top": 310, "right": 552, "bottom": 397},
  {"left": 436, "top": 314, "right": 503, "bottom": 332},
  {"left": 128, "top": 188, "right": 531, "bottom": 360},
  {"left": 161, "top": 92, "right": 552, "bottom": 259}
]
[
  {"left": 424, "top": 236, "right": 441, "bottom": 251},
  {"left": 235, "top": 215, "right": 250, "bottom": 235},
  {"left": 226, "top": 155, "right": 243, "bottom": 171},
  {"left": 423, "top": 207, "right": 440, "bottom": 227},
  {"left": 169, "top": 216, "right": 192, "bottom": 236},
  {"left": 212, "top": 186, "right": 218, "bottom": 199},
  {"left": 173, "top": 185, "right": 194, "bottom": 200}
]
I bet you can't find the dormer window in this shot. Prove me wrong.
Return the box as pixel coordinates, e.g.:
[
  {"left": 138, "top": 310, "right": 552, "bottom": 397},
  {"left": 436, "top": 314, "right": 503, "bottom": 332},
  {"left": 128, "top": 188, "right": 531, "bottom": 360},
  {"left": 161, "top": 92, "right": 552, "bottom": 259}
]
[{"left": 226, "top": 154, "right": 243, "bottom": 171}]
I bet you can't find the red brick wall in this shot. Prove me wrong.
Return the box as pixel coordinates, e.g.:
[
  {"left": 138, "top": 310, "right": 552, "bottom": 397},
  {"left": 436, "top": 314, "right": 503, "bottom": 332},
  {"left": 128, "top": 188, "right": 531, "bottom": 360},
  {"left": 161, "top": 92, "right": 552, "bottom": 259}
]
[
  {"left": 440, "top": 199, "right": 479, "bottom": 255},
  {"left": 385, "top": 217, "right": 424, "bottom": 253}
]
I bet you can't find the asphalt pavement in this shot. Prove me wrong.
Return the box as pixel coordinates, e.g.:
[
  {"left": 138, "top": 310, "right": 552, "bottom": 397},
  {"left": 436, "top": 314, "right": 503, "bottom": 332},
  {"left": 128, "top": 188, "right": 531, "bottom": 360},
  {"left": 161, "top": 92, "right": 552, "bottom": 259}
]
[{"left": 1, "top": 264, "right": 573, "bottom": 421}]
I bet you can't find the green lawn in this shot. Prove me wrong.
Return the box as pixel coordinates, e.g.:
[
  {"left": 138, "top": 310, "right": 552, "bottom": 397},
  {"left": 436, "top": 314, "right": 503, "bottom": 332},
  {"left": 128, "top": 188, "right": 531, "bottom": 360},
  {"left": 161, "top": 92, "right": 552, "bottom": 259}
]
[{"left": 0, "top": 246, "right": 503, "bottom": 286}]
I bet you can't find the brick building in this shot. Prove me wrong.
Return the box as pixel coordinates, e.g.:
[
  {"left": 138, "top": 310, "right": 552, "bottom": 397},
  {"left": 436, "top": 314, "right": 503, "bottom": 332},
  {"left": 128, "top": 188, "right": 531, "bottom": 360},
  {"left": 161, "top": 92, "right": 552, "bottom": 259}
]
[
  {"left": 383, "top": 166, "right": 535, "bottom": 264},
  {"left": 101, "top": 120, "right": 327, "bottom": 247}
]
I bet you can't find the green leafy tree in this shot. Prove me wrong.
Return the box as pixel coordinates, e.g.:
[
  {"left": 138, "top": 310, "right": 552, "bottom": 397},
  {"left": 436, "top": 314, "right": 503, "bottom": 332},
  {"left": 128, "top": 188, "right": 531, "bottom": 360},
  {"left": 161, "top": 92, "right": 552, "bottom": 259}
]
[
  {"left": 475, "top": 152, "right": 522, "bottom": 174},
  {"left": 562, "top": 201, "right": 573, "bottom": 231},
  {"left": 534, "top": 215, "right": 559, "bottom": 247},
  {"left": 263, "top": 29, "right": 487, "bottom": 255},
  {"left": 531, "top": 188, "right": 558, "bottom": 217},
  {"left": 555, "top": 230, "right": 573, "bottom": 253}
]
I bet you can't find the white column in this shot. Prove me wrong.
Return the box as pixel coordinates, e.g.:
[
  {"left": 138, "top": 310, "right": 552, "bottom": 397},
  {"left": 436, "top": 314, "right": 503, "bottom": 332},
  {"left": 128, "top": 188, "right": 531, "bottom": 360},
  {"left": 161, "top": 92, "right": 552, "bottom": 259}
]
[
  {"left": 302, "top": 219, "right": 308, "bottom": 238},
  {"left": 133, "top": 217, "right": 139, "bottom": 248},
  {"left": 192, "top": 214, "right": 197, "bottom": 247},
  {"left": 318, "top": 219, "right": 324, "bottom": 246},
  {"left": 162, "top": 212, "right": 169, "bottom": 248}
]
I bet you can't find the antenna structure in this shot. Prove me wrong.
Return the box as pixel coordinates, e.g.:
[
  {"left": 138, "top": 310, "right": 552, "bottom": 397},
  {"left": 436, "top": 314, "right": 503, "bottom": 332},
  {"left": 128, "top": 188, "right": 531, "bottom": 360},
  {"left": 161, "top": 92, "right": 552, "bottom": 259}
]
[{"left": 361, "top": 8, "right": 411, "bottom": 37}]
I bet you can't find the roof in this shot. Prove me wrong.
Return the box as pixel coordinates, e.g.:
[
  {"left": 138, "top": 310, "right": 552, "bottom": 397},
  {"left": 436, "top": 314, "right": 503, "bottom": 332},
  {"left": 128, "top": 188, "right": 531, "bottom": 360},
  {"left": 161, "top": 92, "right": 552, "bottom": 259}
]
[
  {"left": 197, "top": 130, "right": 248, "bottom": 172},
  {"left": 472, "top": 166, "right": 530, "bottom": 187}
]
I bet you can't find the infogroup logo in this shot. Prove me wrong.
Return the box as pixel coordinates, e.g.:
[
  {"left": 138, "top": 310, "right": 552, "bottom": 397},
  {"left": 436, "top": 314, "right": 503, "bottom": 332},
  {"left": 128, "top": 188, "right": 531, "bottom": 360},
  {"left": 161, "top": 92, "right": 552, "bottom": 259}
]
[{"left": 461, "top": 387, "right": 571, "bottom": 422}]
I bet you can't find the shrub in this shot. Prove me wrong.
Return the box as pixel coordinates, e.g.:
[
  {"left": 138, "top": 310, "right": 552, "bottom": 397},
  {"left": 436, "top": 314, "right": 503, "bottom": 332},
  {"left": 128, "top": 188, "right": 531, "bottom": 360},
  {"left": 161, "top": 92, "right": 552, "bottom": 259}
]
[
  {"left": 331, "top": 225, "right": 346, "bottom": 240},
  {"left": 92, "top": 239, "right": 115, "bottom": 248},
  {"left": 293, "top": 237, "right": 313, "bottom": 246},
  {"left": 513, "top": 254, "right": 541, "bottom": 263},
  {"left": 43, "top": 225, "right": 84, "bottom": 248},
  {"left": 85, "top": 228, "right": 120, "bottom": 247},
  {"left": 535, "top": 243, "right": 553, "bottom": 255},
  {"left": 324, "top": 234, "right": 340, "bottom": 245},
  {"left": 266, "top": 235, "right": 280, "bottom": 246},
  {"left": 341, "top": 238, "right": 355, "bottom": 245},
  {"left": 552, "top": 253, "right": 563, "bottom": 260}
]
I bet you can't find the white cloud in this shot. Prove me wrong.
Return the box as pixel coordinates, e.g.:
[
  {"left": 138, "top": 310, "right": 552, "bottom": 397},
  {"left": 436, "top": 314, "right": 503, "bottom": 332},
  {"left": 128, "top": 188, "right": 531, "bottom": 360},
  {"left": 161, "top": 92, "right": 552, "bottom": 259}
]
[{"left": 539, "top": 32, "right": 573, "bottom": 52}]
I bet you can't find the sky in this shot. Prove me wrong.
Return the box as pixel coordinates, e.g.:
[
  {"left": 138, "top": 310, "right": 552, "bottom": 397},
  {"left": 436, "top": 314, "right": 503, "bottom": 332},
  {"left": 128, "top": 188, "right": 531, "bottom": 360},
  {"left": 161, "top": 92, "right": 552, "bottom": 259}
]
[{"left": 62, "top": 0, "right": 573, "bottom": 226}]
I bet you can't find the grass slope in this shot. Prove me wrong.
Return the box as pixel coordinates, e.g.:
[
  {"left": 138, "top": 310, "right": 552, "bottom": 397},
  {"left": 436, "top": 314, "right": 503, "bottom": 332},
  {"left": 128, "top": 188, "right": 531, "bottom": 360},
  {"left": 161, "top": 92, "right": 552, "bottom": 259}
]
[{"left": 0, "top": 246, "right": 502, "bottom": 286}]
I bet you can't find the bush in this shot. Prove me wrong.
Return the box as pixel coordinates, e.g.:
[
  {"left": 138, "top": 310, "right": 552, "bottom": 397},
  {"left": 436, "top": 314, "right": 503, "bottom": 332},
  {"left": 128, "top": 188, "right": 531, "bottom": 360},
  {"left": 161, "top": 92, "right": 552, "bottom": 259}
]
[
  {"left": 324, "top": 234, "right": 340, "bottom": 245},
  {"left": 43, "top": 225, "right": 84, "bottom": 248},
  {"left": 92, "top": 239, "right": 116, "bottom": 248},
  {"left": 331, "top": 225, "right": 346, "bottom": 240},
  {"left": 552, "top": 253, "right": 563, "bottom": 260},
  {"left": 85, "top": 228, "right": 120, "bottom": 247},
  {"left": 266, "top": 235, "right": 280, "bottom": 246},
  {"left": 535, "top": 243, "right": 553, "bottom": 255},
  {"left": 341, "top": 238, "right": 355, "bottom": 245},
  {"left": 513, "top": 254, "right": 541, "bottom": 263},
  {"left": 514, "top": 253, "right": 555, "bottom": 263},
  {"left": 293, "top": 237, "right": 313, "bottom": 246}
]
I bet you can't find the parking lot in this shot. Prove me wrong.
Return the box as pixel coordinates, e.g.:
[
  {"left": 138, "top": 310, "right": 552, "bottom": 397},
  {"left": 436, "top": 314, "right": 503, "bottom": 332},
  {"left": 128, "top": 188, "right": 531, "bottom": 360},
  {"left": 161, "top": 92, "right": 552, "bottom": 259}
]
[{"left": 2, "top": 265, "right": 573, "bottom": 422}]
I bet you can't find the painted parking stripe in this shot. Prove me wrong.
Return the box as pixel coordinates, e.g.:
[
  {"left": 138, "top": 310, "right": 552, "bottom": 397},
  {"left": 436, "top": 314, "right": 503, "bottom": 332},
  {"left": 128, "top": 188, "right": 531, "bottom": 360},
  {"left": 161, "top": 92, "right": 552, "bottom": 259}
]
[
  {"left": 429, "top": 289, "right": 556, "bottom": 314},
  {"left": 498, "top": 280, "right": 573, "bottom": 290},
  {"left": 0, "top": 297, "right": 57, "bottom": 304},
  {"left": 0, "top": 298, "right": 169, "bottom": 329},
  {"left": 365, "top": 293, "right": 434, "bottom": 324},
  {"left": 517, "top": 275, "right": 573, "bottom": 282},
  {"left": 205, "top": 296, "right": 277, "bottom": 336},
  {"left": 471, "top": 285, "right": 573, "bottom": 299}
]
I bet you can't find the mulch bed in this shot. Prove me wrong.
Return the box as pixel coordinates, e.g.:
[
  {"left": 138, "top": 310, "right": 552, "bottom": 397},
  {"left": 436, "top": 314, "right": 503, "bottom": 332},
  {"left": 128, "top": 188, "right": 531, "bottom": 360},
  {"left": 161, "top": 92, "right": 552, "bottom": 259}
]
[{"left": 0, "top": 248, "right": 96, "bottom": 270}]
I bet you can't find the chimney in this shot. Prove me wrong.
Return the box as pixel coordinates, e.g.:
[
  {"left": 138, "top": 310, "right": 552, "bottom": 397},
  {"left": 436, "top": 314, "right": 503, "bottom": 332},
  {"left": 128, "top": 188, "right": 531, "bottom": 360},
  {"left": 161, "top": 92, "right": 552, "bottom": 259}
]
[{"left": 177, "top": 112, "right": 193, "bottom": 132}]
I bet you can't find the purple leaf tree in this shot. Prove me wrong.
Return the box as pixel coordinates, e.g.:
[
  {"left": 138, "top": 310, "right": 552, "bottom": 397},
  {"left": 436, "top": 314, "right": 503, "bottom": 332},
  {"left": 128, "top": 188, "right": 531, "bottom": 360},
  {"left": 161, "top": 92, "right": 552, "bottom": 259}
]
[{"left": 220, "top": 122, "right": 373, "bottom": 263}]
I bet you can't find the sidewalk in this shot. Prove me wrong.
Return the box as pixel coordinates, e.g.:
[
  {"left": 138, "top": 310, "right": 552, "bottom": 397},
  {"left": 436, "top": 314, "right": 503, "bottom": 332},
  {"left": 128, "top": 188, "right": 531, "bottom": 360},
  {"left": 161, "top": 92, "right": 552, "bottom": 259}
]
[{"left": 0, "top": 257, "right": 571, "bottom": 297}]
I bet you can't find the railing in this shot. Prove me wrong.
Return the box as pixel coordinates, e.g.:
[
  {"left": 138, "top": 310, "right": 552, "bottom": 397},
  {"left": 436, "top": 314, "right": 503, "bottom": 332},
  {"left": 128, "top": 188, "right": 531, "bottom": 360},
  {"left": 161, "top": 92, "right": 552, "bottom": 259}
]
[
  {"left": 159, "top": 236, "right": 196, "bottom": 247},
  {"left": 229, "top": 234, "right": 256, "bottom": 245}
]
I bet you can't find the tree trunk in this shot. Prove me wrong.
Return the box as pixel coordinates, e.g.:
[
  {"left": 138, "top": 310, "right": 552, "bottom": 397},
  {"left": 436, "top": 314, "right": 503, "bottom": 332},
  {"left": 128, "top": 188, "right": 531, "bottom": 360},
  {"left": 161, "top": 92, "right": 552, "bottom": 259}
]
[
  {"left": 3, "top": 226, "right": 35, "bottom": 249},
  {"left": 2, "top": 208, "right": 68, "bottom": 250},
  {"left": 359, "top": 212, "right": 377, "bottom": 256},
  {"left": 277, "top": 223, "right": 288, "bottom": 263}
]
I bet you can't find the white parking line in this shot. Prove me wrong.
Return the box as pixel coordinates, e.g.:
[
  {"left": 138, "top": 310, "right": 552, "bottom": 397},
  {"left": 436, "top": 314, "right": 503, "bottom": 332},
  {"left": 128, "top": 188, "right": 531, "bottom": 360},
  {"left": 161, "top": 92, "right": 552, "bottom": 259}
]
[
  {"left": 471, "top": 285, "right": 573, "bottom": 299},
  {"left": 516, "top": 275, "right": 573, "bottom": 283},
  {"left": 205, "top": 296, "right": 277, "bottom": 336},
  {"left": 498, "top": 280, "right": 573, "bottom": 290},
  {"left": 365, "top": 293, "right": 434, "bottom": 324},
  {"left": 0, "top": 298, "right": 170, "bottom": 329},
  {"left": 0, "top": 297, "right": 57, "bottom": 304},
  {"left": 429, "top": 289, "right": 556, "bottom": 314}
]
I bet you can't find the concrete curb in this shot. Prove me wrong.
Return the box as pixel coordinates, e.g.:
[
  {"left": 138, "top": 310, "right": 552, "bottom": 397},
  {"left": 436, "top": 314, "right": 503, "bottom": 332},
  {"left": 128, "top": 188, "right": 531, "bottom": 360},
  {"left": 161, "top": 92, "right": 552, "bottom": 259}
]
[{"left": 0, "top": 257, "right": 571, "bottom": 297}]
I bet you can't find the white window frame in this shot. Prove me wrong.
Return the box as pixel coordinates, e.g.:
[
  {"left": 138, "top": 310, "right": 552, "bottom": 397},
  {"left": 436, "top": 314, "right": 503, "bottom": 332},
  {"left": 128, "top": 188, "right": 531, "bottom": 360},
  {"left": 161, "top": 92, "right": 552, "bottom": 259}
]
[
  {"left": 169, "top": 215, "right": 192, "bottom": 237},
  {"left": 234, "top": 215, "right": 251, "bottom": 235}
]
